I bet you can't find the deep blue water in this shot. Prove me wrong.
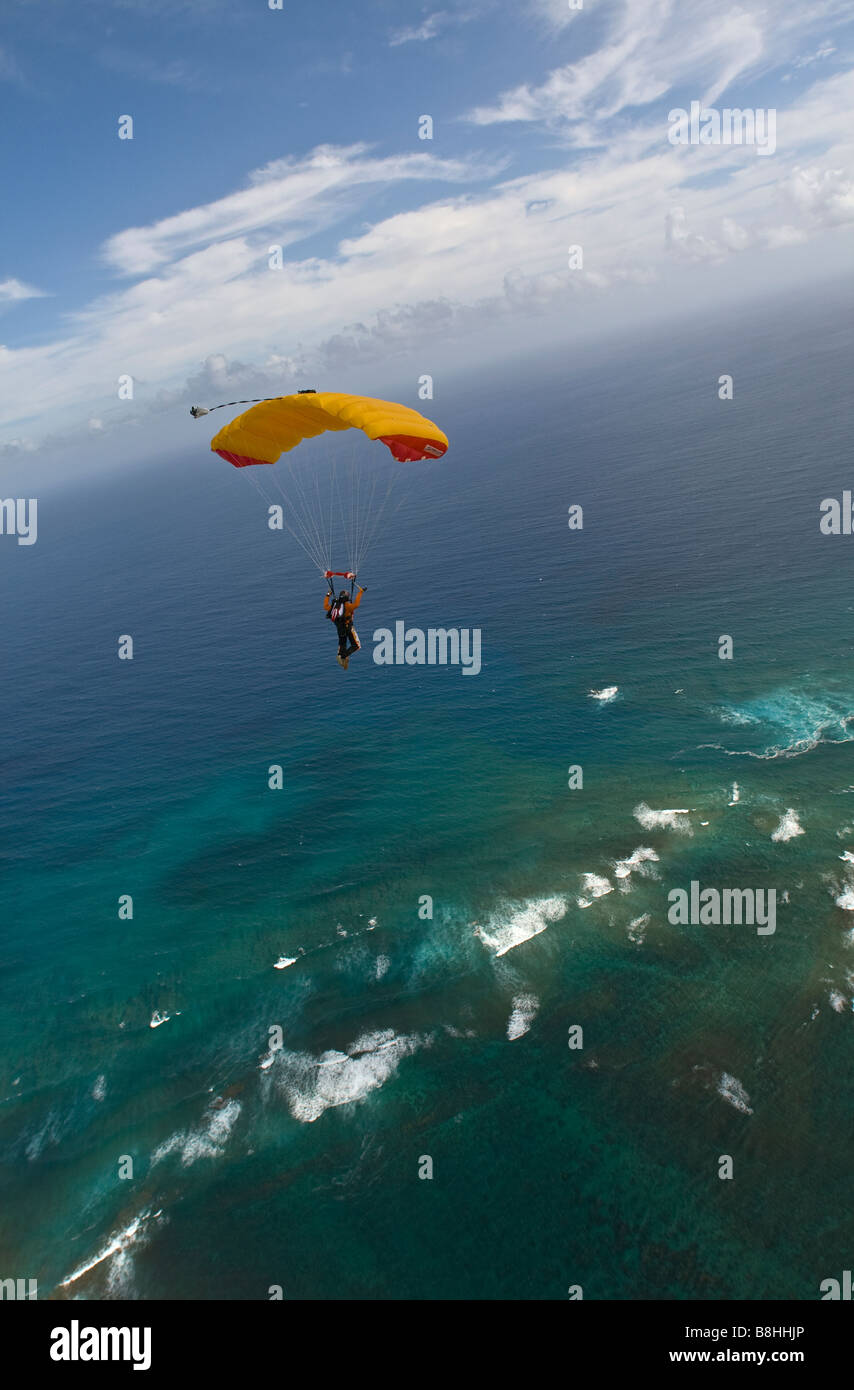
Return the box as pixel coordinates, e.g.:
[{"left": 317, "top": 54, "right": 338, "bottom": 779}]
[{"left": 1, "top": 287, "right": 854, "bottom": 1299}]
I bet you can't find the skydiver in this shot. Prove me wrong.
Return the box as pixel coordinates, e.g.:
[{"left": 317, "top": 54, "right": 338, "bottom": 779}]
[{"left": 325, "top": 585, "right": 365, "bottom": 669}]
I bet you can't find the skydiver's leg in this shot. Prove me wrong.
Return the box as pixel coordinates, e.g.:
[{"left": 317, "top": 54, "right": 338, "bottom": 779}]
[{"left": 344, "top": 626, "right": 361, "bottom": 657}]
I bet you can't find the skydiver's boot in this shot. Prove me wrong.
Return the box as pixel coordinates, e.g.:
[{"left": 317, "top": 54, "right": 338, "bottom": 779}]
[{"left": 336, "top": 653, "right": 345, "bottom": 668}]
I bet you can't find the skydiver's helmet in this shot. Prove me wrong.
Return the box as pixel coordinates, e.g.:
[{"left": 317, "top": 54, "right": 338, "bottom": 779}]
[{"left": 338, "top": 591, "right": 349, "bottom": 602}]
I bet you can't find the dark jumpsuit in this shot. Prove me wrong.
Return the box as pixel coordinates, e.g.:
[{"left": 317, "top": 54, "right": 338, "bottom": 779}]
[{"left": 325, "top": 588, "right": 363, "bottom": 658}]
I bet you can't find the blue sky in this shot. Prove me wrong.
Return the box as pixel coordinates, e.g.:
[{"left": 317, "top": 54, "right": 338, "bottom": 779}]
[{"left": 2, "top": 0, "right": 854, "bottom": 476}]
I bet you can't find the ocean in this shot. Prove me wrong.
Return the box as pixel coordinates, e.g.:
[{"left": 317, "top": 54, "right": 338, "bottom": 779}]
[{"left": 1, "top": 285, "right": 853, "bottom": 1300}]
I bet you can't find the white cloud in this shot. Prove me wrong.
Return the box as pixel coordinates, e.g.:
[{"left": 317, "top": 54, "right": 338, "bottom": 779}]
[
  {"left": 388, "top": 7, "right": 481, "bottom": 46},
  {"left": 4, "top": 10, "right": 854, "bottom": 451},
  {"left": 526, "top": 0, "right": 586, "bottom": 33},
  {"left": 470, "top": 0, "right": 854, "bottom": 144},
  {"left": 102, "top": 144, "right": 495, "bottom": 275},
  {"left": 469, "top": 0, "right": 766, "bottom": 129},
  {"left": 389, "top": 12, "right": 447, "bottom": 46},
  {"left": 0, "top": 278, "right": 48, "bottom": 303},
  {"left": 665, "top": 205, "right": 719, "bottom": 261},
  {"left": 664, "top": 206, "right": 759, "bottom": 261},
  {"left": 782, "top": 165, "right": 854, "bottom": 226},
  {"left": 792, "top": 42, "right": 837, "bottom": 68}
]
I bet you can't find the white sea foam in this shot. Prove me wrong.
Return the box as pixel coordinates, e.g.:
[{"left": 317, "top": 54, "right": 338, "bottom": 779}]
[
  {"left": 829, "top": 989, "right": 847, "bottom": 1012},
  {"left": 152, "top": 1098, "right": 241, "bottom": 1167},
  {"left": 633, "top": 802, "right": 692, "bottom": 835},
  {"left": 274, "top": 956, "right": 297, "bottom": 970},
  {"left": 275, "top": 1029, "right": 422, "bottom": 1123},
  {"left": 576, "top": 873, "right": 613, "bottom": 908},
  {"left": 59, "top": 1208, "right": 161, "bottom": 1289},
  {"left": 589, "top": 686, "right": 618, "bottom": 702},
  {"left": 375, "top": 954, "right": 390, "bottom": 980},
  {"left": 729, "top": 782, "right": 740, "bottom": 805},
  {"left": 150, "top": 1010, "right": 172, "bottom": 1029},
  {"left": 25, "top": 1108, "right": 63, "bottom": 1162},
  {"left": 475, "top": 895, "right": 567, "bottom": 956},
  {"left": 835, "top": 887, "right": 854, "bottom": 911},
  {"left": 839, "top": 850, "right": 854, "bottom": 865},
  {"left": 717, "top": 1072, "right": 753, "bottom": 1115},
  {"left": 771, "top": 809, "right": 804, "bottom": 842},
  {"left": 707, "top": 689, "right": 854, "bottom": 759},
  {"left": 717, "top": 707, "right": 755, "bottom": 727},
  {"left": 92, "top": 1075, "right": 106, "bottom": 1102},
  {"left": 105, "top": 1247, "right": 137, "bottom": 1297},
  {"left": 627, "top": 913, "right": 650, "bottom": 944},
  {"left": 612, "top": 846, "right": 659, "bottom": 884},
  {"left": 507, "top": 994, "right": 539, "bottom": 1041}
]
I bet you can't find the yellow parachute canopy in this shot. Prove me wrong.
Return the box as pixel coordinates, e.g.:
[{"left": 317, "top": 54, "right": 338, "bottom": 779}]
[{"left": 211, "top": 392, "right": 448, "bottom": 468}]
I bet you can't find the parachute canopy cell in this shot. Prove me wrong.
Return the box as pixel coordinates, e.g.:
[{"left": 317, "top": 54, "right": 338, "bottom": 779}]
[{"left": 211, "top": 392, "right": 449, "bottom": 468}]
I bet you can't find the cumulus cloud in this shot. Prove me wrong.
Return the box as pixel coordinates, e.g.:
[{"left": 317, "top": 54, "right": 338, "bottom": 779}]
[
  {"left": 665, "top": 204, "right": 812, "bottom": 261},
  {"left": 665, "top": 205, "right": 728, "bottom": 262},
  {"left": 782, "top": 165, "right": 854, "bottom": 226}
]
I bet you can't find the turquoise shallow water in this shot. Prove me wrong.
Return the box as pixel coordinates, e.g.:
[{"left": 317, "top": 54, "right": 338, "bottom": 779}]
[{"left": 1, "top": 289, "right": 854, "bottom": 1299}]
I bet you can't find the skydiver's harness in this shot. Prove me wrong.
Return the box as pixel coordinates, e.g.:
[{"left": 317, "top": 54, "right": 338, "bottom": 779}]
[{"left": 325, "top": 572, "right": 357, "bottom": 631}]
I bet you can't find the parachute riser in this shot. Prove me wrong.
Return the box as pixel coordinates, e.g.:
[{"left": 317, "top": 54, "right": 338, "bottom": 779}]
[{"left": 324, "top": 569, "right": 357, "bottom": 599}]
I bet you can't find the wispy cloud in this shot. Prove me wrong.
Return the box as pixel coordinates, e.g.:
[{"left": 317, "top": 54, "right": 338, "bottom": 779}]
[
  {"left": 469, "top": 0, "right": 854, "bottom": 142},
  {"left": 390, "top": 13, "right": 448, "bottom": 47},
  {"left": 0, "top": 278, "right": 48, "bottom": 304},
  {"left": 102, "top": 144, "right": 497, "bottom": 276},
  {"left": 794, "top": 43, "right": 838, "bottom": 68},
  {"left": 469, "top": 0, "right": 767, "bottom": 129},
  {"left": 388, "top": 8, "right": 481, "bottom": 47},
  {"left": 4, "top": 3, "right": 854, "bottom": 451}
]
